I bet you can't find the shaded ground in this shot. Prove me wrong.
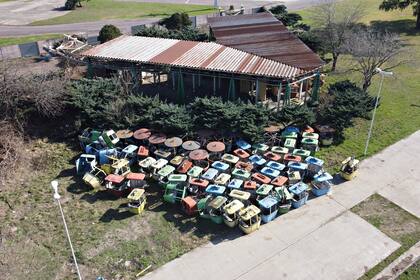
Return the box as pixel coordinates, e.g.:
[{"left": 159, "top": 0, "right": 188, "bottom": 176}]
[{"left": 352, "top": 194, "right": 420, "bottom": 280}]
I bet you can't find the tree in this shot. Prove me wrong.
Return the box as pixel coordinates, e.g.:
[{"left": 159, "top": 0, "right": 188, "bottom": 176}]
[
  {"left": 98, "top": 25, "right": 122, "bottom": 44},
  {"left": 297, "top": 30, "right": 323, "bottom": 54},
  {"left": 64, "top": 0, "right": 77, "bottom": 10},
  {"left": 310, "top": 0, "right": 364, "bottom": 71},
  {"left": 159, "top": 12, "right": 192, "bottom": 30},
  {"left": 64, "top": 0, "right": 88, "bottom": 10},
  {"left": 380, "top": 0, "right": 420, "bottom": 29},
  {"left": 343, "top": 27, "right": 402, "bottom": 90}
]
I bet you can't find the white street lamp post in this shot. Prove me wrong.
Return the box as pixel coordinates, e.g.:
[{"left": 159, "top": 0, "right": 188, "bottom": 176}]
[
  {"left": 51, "top": 180, "right": 83, "bottom": 280},
  {"left": 363, "top": 68, "right": 393, "bottom": 156}
]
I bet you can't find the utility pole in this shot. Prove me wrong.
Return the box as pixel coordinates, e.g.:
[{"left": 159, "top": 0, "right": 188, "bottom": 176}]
[
  {"left": 51, "top": 180, "right": 83, "bottom": 280},
  {"left": 363, "top": 68, "right": 393, "bottom": 156}
]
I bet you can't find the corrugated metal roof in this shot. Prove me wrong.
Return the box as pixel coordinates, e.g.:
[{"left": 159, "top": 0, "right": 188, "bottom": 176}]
[
  {"left": 82, "top": 35, "right": 304, "bottom": 79},
  {"left": 208, "top": 12, "right": 324, "bottom": 71}
]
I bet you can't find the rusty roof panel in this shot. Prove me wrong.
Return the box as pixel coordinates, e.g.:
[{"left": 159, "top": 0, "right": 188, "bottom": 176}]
[
  {"left": 208, "top": 12, "right": 324, "bottom": 71},
  {"left": 150, "top": 40, "right": 198, "bottom": 64},
  {"left": 174, "top": 42, "right": 222, "bottom": 67},
  {"left": 82, "top": 35, "right": 304, "bottom": 79}
]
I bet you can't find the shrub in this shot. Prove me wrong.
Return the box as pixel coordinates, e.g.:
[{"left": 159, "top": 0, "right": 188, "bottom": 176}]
[
  {"left": 320, "top": 80, "right": 375, "bottom": 132},
  {"left": 151, "top": 103, "right": 193, "bottom": 135},
  {"left": 237, "top": 103, "right": 271, "bottom": 142},
  {"left": 170, "top": 27, "right": 209, "bottom": 41},
  {"left": 159, "top": 12, "right": 192, "bottom": 30},
  {"left": 98, "top": 25, "right": 122, "bottom": 44},
  {"left": 135, "top": 26, "right": 208, "bottom": 42},
  {"left": 273, "top": 105, "right": 316, "bottom": 127},
  {"left": 64, "top": 0, "right": 77, "bottom": 10},
  {"left": 69, "top": 78, "right": 317, "bottom": 140},
  {"left": 269, "top": 5, "right": 302, "bottom": 27},
  {"left": 68, "top": 77, "right": 123, "bottom": 126},
  {"left": 189, "top": 97, "right": 239, "bottom": 131},
  {"left": 135, "top": 25, "right": 171, "bottom": 38}
]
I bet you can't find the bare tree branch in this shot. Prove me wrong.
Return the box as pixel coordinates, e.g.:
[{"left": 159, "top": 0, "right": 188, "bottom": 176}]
[
  {"left": 309, "top": 0, "right": 366, "bottom": 71},
  {"left": 343, "top": 27, "right": 403, "bottom": 90}
]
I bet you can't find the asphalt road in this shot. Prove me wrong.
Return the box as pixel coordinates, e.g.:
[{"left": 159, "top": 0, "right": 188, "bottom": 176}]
[{"left": 0, "top": 0, "right": 328, "bottom": 37}]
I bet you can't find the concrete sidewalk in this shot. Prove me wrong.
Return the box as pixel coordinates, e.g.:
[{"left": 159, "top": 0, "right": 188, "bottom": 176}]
[{"left": 142, "top": 131, "right": 420, "bottom": 280}]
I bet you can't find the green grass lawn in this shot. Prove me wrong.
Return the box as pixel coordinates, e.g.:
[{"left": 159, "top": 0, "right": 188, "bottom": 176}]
[
  {"left": 299, "top": 0, "right": 420, "bottom": 171},
  {"left": 31, "top": 0, "right": 215, "bottom": 25},
  {"left": 0, "top": 34, "right": 62, "bottom": 47},
  {"left": 352, "top": 194, "right": 420, "bottom": 280}
]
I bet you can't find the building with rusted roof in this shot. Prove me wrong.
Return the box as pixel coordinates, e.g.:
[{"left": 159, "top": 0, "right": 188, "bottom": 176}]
[{"left": 82, "top": 12, "right": 323, "bottom": 107}]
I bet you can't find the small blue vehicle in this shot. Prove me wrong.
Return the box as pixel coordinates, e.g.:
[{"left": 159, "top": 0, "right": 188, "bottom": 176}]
[
  {"left": 85, "top": 141, "right": 102, "bottom": 156},
  {"left": 76, "top": 154, "right": 97, "bottom": 175},
  {"left": 249, "top": 154, "right": 267, "bottom": 167},
  {"left": 236, "top": 139, "right": 251, "bottom": 150},
  {"left": 289, "top": 182, "right": 309, "bottom": 208},
  {"left": 258, "top": 196, "right": 279, "bottom": 223},
  {"left": 98, "top": 148, "right": 119, "bottom": 165},
  {"left": 287, "top": 161, "right": 308, "bottom": 177},
  {"left": 312, "top": 172, "right": 333, "bottom": 197},
  {"left": 205, "top": 184, "right": 226, "bottom": 196},
  {"left": 266, "top": 161, "right": 286, "bottom": 171},
  {"left": 283, "top": 126, "right": 300, "bottom": 134},
  {"left": 260, "top": 167, "right": 280, "bottom": 179},
  {"left": 305, "top": 156, "right": 324, "bottom": 175},
  {"left": 201, "top": 168, "right": 219, "bottom": 182},
  {"left": 211, "top": 161, "right": 230, "bottom": 173},
  {"left": 227, "top": 178, "right": 243, "bottom": 189}
]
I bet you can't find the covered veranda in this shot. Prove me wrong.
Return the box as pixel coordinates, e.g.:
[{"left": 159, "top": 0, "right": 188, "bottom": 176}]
[{"left": 82, "top": 35, "right": 321, "bottom": 107}]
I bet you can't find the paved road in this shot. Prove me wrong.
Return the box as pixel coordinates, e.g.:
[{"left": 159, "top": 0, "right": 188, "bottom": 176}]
[
  {"left": 141, "top": 130, "right": 420, "bottom": 280},
  {"left": 0, "top": 0, "right": 68, "bottom": 25},
  {"left": 0, "top": 0, "right": 327, "bottom": 37}
]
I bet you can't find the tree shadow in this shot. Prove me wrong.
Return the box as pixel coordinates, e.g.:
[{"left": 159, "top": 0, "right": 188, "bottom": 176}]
[
  {"left": 370, "top": 19, "right": 420, "bottom": 36},
  {"left": 80, "top": 190, "right": 121, "bottom": 203},
  {"left": 52, "top": 7, "right": 67, "bottom": 12},
  {"left": 100, "top": 207, "right": 136, "bottom": 223}
]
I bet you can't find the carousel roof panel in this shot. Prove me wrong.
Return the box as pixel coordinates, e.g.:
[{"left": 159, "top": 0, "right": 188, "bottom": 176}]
[
  {"left": 82, "top": 35, "right": 305, "bottom": 79},
  {"left": 189, "top": 149, "right": 209, "bottom": 161}
]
